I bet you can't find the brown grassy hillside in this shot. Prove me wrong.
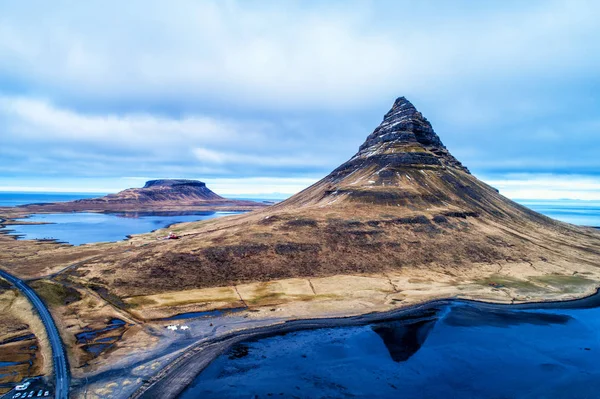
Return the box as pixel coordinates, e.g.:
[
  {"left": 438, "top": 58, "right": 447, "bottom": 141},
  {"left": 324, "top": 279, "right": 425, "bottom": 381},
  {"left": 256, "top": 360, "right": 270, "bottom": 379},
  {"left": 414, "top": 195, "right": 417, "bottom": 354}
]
[{"left": 65, "top": 97, "right": 600, "bottom": 298}]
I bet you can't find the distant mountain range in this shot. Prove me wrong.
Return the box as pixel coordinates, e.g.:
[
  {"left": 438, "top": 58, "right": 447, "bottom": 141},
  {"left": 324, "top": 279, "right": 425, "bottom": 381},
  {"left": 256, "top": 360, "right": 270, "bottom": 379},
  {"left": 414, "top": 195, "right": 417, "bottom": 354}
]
[{"left": 13, "top": 179, "right": 266, "bottom": 212}]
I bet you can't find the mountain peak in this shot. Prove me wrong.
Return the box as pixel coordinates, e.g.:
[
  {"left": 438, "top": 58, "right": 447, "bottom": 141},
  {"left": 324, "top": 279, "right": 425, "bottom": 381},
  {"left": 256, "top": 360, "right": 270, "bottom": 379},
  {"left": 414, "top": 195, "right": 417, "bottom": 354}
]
[
  {"left": 354, "top": 97, "right": 468, "bottom": 173},
  {"left": 388, "top": 96, "right": 416, "bottom": 113},
  {"left": 278, "top": 96, "right": 473, "bottom": 208}
]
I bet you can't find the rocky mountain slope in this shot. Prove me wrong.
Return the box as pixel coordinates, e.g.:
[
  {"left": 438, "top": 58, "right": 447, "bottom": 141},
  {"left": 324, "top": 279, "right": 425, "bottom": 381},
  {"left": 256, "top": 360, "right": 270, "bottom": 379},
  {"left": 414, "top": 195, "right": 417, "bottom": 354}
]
[
  {"left": 14, "top": 179, "right": 265, "bottom": 212},
  {"left": 68, "top": 97, "right": 600, "bottom": 298}
]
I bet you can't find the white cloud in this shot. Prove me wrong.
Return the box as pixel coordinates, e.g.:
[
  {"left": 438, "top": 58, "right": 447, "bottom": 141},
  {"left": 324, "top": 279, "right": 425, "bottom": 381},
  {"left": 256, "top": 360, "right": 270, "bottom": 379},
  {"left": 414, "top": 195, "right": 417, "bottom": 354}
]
[
  {"left": 1, "top": 1, "right": 598, "bottom": 110},
  {"left": 204, "top": 177, "right": 318, "bottom": 197},
  {"left": 1, "top": 1, "right": 600, "bottom": 197},
  {"left": 0, "top": 176, "right": 318, "bottom": 197},
  {"left": 0, "top": 95, "right": 348, "bottom": 179},
  {"left": 193, "top": 147, "right": 330, "bottom": 168},
  {"left": 0, "top": 96, "right": 251, "bottom": 147}
]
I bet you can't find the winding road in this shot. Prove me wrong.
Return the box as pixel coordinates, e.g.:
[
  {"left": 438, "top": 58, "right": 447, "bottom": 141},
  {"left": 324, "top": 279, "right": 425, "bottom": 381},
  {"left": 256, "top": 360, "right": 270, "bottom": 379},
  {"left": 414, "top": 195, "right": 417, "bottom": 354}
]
[{"left": 0, "top": 268, "right": 70, "bottom": 399}]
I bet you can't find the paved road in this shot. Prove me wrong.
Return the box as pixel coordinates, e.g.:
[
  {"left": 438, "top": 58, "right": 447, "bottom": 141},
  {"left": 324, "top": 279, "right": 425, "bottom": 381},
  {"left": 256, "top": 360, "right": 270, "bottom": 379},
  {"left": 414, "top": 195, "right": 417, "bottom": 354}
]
[{"left": 0, "top": 269, "right": 70, "bottom": 399}]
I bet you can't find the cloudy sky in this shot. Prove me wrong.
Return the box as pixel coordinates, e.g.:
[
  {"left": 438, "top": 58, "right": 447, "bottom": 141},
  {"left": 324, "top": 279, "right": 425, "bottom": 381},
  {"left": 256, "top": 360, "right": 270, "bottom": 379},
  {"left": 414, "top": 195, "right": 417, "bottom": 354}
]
[{"left": 1, "top": 0, "right": 599, "bottom": 199}]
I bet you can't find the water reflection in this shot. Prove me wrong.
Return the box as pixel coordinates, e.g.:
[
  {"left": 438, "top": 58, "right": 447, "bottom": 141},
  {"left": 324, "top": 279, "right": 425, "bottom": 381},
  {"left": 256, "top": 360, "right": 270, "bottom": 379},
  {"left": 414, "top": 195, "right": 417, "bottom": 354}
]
[
  {"left": 179, "top": 298, "right": 600, "bottom": 399},
  {"left": 372, "top": 317, "right": 437, "bottom": 362}
]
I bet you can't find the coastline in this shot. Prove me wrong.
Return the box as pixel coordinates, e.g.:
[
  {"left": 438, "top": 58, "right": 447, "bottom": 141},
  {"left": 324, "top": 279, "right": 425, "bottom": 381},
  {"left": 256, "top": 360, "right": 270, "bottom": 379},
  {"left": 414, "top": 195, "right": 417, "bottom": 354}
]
[
  {"left": 0, "top": 209, "right": 247, "bottom": 247},
  {"left": 129, "top": 286, "right": 600, "bottom": 399}
]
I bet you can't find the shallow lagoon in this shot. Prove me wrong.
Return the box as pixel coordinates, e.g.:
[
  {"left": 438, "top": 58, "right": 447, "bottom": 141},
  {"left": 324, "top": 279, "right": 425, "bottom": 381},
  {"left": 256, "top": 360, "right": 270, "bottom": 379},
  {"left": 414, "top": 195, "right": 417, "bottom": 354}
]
[
  {"left": 2, "top": 211, "right": 240, "bottom": 246},
  {"left": 181, "top": 300, "right": 600, "bottom": 399}
]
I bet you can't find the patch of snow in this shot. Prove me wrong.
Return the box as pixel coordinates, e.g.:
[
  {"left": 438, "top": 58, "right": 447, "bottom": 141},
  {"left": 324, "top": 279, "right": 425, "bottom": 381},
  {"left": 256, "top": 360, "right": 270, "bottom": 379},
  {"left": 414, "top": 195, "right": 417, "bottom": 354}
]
[{"left": 350, "top": 176, "right": 366, "bottom": 185}]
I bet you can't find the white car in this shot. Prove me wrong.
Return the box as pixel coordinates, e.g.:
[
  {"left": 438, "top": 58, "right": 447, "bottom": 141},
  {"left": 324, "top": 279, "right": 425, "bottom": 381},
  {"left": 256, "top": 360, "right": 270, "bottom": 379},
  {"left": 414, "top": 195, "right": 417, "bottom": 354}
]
[{"left": 15, "top": 382, "right": 30, "bottom": 391}]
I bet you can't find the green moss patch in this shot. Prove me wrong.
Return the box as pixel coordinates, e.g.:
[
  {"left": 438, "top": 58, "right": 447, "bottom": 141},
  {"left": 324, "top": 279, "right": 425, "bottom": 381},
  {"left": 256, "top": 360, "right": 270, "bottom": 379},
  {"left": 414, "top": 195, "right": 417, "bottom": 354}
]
[
  {"left": 476, "top": 275, "right": 544, "bottom": 294},
  {"left": 30, "top": 280, "right": 82, "bottom": 307},
  {"left": 530, "top": 275, "right": 596, "bottom": 293}
]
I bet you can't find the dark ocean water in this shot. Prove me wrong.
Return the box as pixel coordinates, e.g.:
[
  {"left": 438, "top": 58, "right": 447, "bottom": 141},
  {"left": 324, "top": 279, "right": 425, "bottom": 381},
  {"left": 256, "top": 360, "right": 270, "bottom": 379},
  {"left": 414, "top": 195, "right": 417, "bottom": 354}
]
[{"left": 180, "top": 299, "right": 600, "bottom": 399}]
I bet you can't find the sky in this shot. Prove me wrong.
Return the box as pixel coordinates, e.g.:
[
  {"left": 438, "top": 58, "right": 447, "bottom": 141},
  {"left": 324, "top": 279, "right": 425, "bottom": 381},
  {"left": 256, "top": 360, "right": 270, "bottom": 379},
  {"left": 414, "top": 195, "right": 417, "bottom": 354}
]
[{"left": 0, "top": 0, "right": 599, "bottom": 200}]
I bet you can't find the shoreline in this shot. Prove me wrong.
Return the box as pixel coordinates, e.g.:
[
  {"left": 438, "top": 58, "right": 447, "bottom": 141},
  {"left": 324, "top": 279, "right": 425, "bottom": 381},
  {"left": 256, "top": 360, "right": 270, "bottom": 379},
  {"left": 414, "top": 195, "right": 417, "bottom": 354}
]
[
  {"left": 129, "top": 287, "right": 600, "bottom": 399},
  {"left": 0, "top": 210, "right": 247, "bottom": 247}
]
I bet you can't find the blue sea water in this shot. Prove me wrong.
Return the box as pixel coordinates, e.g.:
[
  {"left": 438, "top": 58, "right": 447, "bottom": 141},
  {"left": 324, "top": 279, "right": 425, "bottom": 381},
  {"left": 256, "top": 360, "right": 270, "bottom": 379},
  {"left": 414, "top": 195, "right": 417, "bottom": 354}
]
[
  {"left": 180, "top": 299, "right": 600, "bottom": 399},
  {"left": 516, "top": 199, "right": 600, "bottom": 227},
  {"left": 2, "top": 212, "right": 240, "bottom": 246},
  {"left": 0, "top": 191, "right": 251, "bottom": 245},
  {"left": 0, "top": 192, "right": 104, "bottom": 207}
]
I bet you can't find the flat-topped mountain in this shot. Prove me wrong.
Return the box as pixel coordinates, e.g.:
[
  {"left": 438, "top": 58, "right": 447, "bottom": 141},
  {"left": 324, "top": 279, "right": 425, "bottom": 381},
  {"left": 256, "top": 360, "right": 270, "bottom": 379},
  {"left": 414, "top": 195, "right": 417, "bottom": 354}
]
[
  {"left": 17, "top": 179, "right": 265, "bottom": 213},
  {"left": 69, "top": 97, "right": 600, "bottom": 299},
  {"left": 143, "top": 179, "right": 213, "bottom": 189},
  {"left": 99, "top": 179, "right": 224, "bottom": 203}
]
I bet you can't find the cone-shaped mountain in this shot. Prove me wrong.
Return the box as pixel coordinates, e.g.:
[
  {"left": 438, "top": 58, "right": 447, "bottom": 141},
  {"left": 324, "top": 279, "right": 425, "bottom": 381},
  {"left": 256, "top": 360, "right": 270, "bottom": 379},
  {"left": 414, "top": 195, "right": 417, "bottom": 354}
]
[{"left": 72, "top": 97, "right": 600, "bottom": 296}]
